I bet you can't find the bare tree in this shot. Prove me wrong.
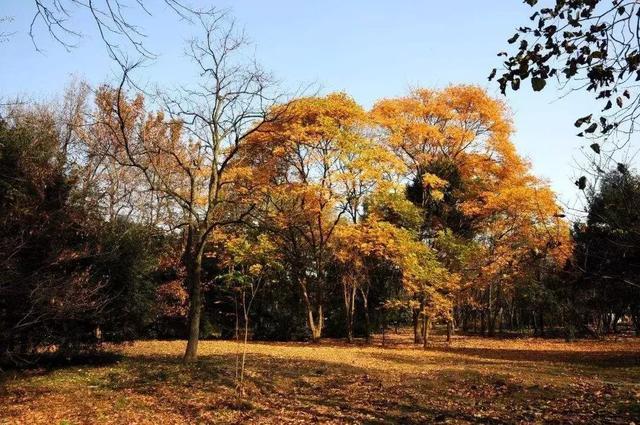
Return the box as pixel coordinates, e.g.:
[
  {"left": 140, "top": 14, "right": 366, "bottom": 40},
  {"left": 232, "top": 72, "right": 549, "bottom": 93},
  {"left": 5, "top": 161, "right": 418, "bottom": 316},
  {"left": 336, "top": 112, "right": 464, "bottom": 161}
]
[
  {"left": 26, "top": 1, "right": 205, "bottom": 65},
  {"left": 91, "top": 10, "right": 286, "bottom": 362},
  {"left": 0, "top": 16, "right": 15, "bottom": 43}
]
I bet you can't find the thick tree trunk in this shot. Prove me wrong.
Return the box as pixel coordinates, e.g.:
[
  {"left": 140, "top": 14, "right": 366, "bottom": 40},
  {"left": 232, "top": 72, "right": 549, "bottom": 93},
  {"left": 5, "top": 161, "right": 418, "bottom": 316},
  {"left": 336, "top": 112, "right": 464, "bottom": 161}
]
[
  {"left": 307, "top": 304, "right": 323, "bottom": 342},
  {"left": 301, "top": 284, "right": 323, "bottom": 342},
  {"left": 183, "top": 248, "right": 203, "bottom": 363},
  {"left": 300, "top": 277, "right": 324, "bottom": 342}
]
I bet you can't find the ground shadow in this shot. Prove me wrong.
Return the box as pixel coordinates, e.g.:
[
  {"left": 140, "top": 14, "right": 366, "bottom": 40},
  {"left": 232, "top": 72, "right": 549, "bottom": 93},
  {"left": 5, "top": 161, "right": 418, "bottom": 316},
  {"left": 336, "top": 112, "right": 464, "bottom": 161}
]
[
  {"left": 426, "top": 345, "right": 640, "bottom": 368},
  {"left": 3, "top": 343, "right": 640, "bottom": 424}
]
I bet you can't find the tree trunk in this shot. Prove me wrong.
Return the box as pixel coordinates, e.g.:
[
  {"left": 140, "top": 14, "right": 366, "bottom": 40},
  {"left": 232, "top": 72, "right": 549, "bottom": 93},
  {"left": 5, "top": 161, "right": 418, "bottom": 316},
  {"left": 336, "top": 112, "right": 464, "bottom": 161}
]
[
  {"left": 343, "top": 284, "right": 356, "bottom": 343},
  {"left": 359, "top": 287, "right": 370, "bottom": 343},
  {"left": 413, "top": 309, "right": 422, "bottom": 344},
  {"left": 422, "top": 316, "right": 431, "bottom": 349},
  {"left": 509, "top": 306, "right": 515, "bottom": 331},
  {"left": 307, "top": 304, "right": 323, "bottom": 342},
  {"left": 300, "top": 278, "right": 323, "bottom": 342},
  {"left": 382, "top": 312, "right": 386, "bottom": 347},
  {"left": 487, "top": 284, "right": 494, "bottom": 337},
  {"left": 239, "top": 291, "right": 250, "bottom": 393},
  {"left": 461, "top": 308, "right": 469, "bottom": 333},
  {"left": 488, "top": 306, "right": 500, "bottom": 337},
  {"left": 612, "top": 312, "right": 621, "bottom": 334},
  {"left": 633, "top": 312, "right": 640, "bottom": 336},
  {"left": 183, "top": 244, "right": 203, "bottom": 363},
  {"left": 488, "top": 313, "right": 495, "bottom": 337}
]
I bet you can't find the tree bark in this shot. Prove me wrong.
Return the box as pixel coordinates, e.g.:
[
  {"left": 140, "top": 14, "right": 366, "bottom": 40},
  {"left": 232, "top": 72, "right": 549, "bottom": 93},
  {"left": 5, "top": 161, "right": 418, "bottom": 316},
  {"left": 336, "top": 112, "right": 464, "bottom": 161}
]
[
  {"left": 413, "top": 308, "right": 422, "bottom": 344},
  {"left": 183, "top": 241, "right": 203, "bottom": 363},
  {"left": 301, "top": 282, "right": 323, "bottom": 342},
  {"left": 359, "top": 287, "right": 370, "bottom": 343},
  {"left": 422, "top": 316, "right": 431, "bottom": 349},
  {"left": 612, "top": 312, "right": 621, "bottom": 334},
  {"left": 307, "top": 304, "right": 323, "bottom": 342},
  {"left": 343, "top": 283, "right": 356, "bottom": 343}
]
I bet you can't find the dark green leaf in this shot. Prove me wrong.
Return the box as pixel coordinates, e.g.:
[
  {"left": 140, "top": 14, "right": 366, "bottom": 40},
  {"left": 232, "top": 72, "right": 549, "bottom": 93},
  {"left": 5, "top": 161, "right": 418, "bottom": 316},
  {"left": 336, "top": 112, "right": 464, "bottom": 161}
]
[
  {"left": 574, "top": 114, "right": 592, "bottom": 127},
  {"left": 531, "top": 77, "right": 546, "bottom": 91}
]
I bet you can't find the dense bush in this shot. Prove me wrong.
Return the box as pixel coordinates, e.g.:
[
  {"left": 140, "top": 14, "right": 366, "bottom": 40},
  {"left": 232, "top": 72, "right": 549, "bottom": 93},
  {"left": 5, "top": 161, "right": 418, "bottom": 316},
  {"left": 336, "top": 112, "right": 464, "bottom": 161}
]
[{"left": 0, "top": 107, "right": 166, "bottom": 365}]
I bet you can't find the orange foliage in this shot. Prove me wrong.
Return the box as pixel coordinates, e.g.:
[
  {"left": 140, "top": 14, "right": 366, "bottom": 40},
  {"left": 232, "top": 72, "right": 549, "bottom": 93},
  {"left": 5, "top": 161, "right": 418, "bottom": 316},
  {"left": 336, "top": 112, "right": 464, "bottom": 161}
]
[{"left": 371, "top": 85, "right": 571, "bottom": 308}]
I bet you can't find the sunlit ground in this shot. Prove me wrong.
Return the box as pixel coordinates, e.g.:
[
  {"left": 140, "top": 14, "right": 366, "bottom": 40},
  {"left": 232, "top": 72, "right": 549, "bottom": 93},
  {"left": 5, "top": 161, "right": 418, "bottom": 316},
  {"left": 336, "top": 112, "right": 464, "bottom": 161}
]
[{"left": 2, "top": 332, "right": 640, "bottom": 424}]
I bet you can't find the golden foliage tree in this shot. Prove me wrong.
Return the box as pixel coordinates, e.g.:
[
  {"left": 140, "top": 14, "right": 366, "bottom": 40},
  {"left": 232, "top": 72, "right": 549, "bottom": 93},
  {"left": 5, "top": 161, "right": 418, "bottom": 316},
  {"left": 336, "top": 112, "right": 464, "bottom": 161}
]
[
  {"left": 371, "top": 85, "right": 570, "bottom": 338},
  {"left": 246, "top": 92, "right": 392, "bottom": 341}
]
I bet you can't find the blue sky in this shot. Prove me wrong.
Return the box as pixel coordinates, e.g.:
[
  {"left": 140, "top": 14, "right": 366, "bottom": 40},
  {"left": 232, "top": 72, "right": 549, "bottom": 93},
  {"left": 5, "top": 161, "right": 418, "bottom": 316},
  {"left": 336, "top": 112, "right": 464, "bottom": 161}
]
[{"left": 0, "top": 1, "right": 597, "bottom": 210}]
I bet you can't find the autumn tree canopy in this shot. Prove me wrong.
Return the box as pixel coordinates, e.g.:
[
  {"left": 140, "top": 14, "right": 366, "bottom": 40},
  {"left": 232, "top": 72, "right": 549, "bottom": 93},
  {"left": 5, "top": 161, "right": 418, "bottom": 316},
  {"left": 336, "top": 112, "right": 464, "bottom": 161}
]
[
  {"left": 0, "top": 77, "right": 581, "bottom": 363},
  {"left": 371, "top": 85, "right": 571, "bottom": 338}
]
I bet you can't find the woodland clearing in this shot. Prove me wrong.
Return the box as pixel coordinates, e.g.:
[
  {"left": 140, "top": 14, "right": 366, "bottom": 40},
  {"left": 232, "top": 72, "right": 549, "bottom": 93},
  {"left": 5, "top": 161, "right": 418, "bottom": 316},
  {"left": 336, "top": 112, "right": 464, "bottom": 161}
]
[{"left": 2, "top": 333, "right": 639, "bottom": 424}]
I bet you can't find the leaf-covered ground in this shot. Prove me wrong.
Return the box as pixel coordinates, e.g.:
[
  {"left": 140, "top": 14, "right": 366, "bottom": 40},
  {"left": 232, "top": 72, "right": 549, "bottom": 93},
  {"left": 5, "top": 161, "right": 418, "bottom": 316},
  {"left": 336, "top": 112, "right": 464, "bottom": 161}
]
[{"left": 2, "top": 333, "right": 640, "bottom": 424}]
